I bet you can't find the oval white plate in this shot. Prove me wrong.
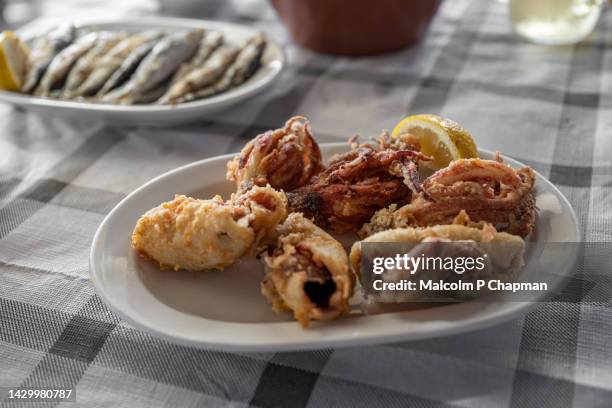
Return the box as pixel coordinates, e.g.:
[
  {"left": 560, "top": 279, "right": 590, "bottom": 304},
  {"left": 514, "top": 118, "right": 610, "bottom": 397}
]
[
  {"left": 1, "top": 17, "right": 285, "bottom": 126},
  {"left": 90, "top": 145, "right": 580, "bottom": 351}
]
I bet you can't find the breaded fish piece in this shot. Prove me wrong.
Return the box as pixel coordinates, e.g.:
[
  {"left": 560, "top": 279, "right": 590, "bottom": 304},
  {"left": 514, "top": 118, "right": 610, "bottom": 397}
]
[
  {"left": 132, "top": 185, "right": 287, "bottom": 271},
  {"left": 262, "top": 213, "right": 355, "bottom": 327}
]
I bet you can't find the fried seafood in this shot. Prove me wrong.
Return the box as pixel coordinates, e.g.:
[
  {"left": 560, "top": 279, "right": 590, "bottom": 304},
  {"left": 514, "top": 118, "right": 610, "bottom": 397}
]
[
  {"left": 22, "top": 24, "right": 75, "bottom": 94},
  {"left": 103, "top": 29, "right": 204, "bottom": 104},
  {"left": 35, "top": 31, "right": 100, "bottom": 96},
  {"left": 74, "top": 30, "right": 163, "bottom": 97},
  {"left": 6, "top": 25, "right": 268, "bottom": 105},
  {"left": 62, "top": 31, "right": 126, "bottom": 98},
  {"left": 97, "top": 37, "right": 159, "bottom": 96},
  {"left": 226, "top": 116, "right": 324, "bottom": 191},
  {"left": 168, "top": 30, "right": 223, "bottom": 86},
  {"left": 286, "top": 142, "right": 429, "bottom": 232},
  {"left": 172, "top": 34, "right": 267, "bottom": 104},
  {"left": 132, "top": 185, "right": 287, "bottom": 271},
  {"left": 350, "top": 211, "right": 525, "bottom": 302},
  {"left": 157, "top": 44, "right": 239, "bottom": 104},
  {"left": 261, "top": 213, "right": 355, "bottom": 327},
  {"left": 359, "top": 157, "right": 536, "bottom": 238}
]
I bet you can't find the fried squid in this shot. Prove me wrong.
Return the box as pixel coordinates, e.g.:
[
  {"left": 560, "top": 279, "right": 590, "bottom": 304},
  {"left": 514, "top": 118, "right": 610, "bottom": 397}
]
[
  {"left": 360, "top": 157, "right": 536, "bottom": 238},
  {"left": 261, "top": 213, "right": 355, "bottom": 327},
  {"left": 132, "top": 185, "right": 287, "bottom": 271}
]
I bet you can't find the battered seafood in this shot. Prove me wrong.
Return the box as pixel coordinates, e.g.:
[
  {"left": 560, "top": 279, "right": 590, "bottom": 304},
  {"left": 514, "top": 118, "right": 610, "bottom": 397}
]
[
  {"left": 262, "top": 213, "right": 355, "bottom": 327},
  {"left": 286, "top": 142, "right": 429, "bottom": 232},
  {"left": 126, "top": 115, "right": 543, "bottom": 329},
  {"left": 132, "top": 185, "right": 287, "bottom": 271},
  {"left": 350, "top": 211, "right": 525, "bottom": 302},
  {"left": 360, "top": 157, "right": 536, "bottom": 238},
  {"left": 226, "top": 116, "right": 324, "bottom": 191}
]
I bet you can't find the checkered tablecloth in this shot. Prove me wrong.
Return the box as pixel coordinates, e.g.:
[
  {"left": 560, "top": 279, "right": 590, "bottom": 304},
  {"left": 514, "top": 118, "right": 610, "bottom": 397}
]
[{"left": 1, "top": 0, "right": 611, "bottom": 406}]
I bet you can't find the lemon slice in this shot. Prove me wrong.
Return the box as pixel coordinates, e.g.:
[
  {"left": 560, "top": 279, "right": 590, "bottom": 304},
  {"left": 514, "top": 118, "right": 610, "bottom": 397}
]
[
  {"left": 391, "top": 114, "right": 478, "bottom": 168},
  {"left": 0, "top": 31, "right": 30, "bottom": 92}
]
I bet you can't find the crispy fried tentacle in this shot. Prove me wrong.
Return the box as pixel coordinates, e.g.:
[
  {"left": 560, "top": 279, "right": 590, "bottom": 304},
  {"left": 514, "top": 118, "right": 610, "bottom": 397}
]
[
  {"left": 287, "top": 143, "right": 428, "bottom": 232},
  {"left": 227, "top": 116, "right": 324, "bottom": 191},
  {"left": 360, "top": 158, "right": 536, "bottom": 238}
]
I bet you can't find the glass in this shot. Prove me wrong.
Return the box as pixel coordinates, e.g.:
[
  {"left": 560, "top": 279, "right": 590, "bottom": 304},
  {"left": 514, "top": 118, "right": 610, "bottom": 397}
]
[{"left": 509, "top": 0, "right": 604, "bottom": 45}]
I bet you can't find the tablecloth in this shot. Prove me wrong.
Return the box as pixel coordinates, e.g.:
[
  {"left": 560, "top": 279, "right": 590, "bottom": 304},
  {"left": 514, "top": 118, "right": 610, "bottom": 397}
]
[{"left": 1, "top": 0, "right": 612, "bottom": 406}]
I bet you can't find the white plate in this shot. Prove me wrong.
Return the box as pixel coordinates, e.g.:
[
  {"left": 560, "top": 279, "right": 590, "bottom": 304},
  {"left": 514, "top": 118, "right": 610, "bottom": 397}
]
[
  {"left": 90, "top": 145, "right": 580, "bottom": 351},
  {"left": 0, "top": 17, "right": 285, "bottom": 126}
]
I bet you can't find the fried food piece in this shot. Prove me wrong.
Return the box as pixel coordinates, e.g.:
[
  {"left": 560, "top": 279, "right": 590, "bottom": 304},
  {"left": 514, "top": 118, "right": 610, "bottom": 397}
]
[
  {"left": 22, "top": 24, "right": 75, "bottom": 94},
  {"left": 132, "top": 185, "right": 287, "bottom": 271},
  {"left": 360, "top": 157, "right": 536, "bottom": 238},
  {"left": 62, "top": 31, "right": 126, "bottom": 98},
  {"left": 74, "top": 30, "right": 163, "bottom": 97},
  {"left": 35, "top": 32, "right": 100, "bottom": 96},
  {"left": 261, "top": 213, "right": 355, "bottom": 327},
  {"left": 350, "top": 211, "right": 525, "bottom": 302},
  {"left": 171, "top": 34, "right": 267, "bottom": 104},
  {"left": 103, "top": 29, "right": 203, "bottom": 104},
  {"left": 286, "top": 141, "right": 429, "bottom": 232},
  {"left": 226, "top": 116, "right": 324, "bottom": 191}
]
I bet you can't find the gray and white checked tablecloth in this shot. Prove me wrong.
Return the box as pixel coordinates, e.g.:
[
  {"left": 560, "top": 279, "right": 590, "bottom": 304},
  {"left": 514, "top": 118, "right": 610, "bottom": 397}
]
[{"left": 1, "top": 0, "right": 612, "bottom": 406}]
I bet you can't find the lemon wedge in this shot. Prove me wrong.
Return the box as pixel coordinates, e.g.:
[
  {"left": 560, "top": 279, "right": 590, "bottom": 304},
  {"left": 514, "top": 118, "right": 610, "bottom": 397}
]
[
  {"left": 391, "top": 114, "right": 478, "bottom": 168},
  {"left": 0, "top": 31, "right": 30, "bottom": 92}
]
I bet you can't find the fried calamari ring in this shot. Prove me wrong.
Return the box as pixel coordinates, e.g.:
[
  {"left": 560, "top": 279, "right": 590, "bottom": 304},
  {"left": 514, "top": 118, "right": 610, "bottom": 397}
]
[
  {"left": 350, "top": 211, "right": 525, "bottom": 302},
  {"left": 261, "top": 213, "right": 355, "bottom": 327}
]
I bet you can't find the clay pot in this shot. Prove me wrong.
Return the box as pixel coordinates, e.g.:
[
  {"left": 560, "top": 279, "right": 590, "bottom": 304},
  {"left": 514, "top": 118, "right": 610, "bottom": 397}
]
[{"left": 270, "top": 0, "right": 441, "bottom": 56}]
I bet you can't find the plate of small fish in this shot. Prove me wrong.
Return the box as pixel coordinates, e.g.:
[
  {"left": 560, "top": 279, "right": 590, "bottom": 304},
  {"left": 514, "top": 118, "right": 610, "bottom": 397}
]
[
  {"left": 0, "top": 17, "right": 284, "bottom": 125},
  {"left": 90, "top": 115, "right": 580, "bottom": 351}
]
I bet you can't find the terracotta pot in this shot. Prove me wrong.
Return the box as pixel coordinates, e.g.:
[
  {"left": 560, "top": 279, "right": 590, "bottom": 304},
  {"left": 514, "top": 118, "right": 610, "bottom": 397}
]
[{"left": 270, "top": 0, "right": 441, "bottom": 56}]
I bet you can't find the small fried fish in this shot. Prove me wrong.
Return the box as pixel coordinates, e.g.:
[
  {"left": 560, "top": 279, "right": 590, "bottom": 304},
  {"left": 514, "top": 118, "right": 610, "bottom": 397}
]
[
  {"left": 103, "top": 29, "right": 204, "bottom": 104},
  {"left": 62, "top": 31, "right": 126, "bottom": 98},
  {"left": 35, "top": 31, "right": 99, "bottom": 96},
  {"left": 157, "top": 43, "right": 238, "bottom": 104},
  {"left": 96, "top": 37, "right": 159, "bottom": 96},
  {"left": 172, "top": 34, "right": 266, "bottom": 104},
  {"left": 73, "top": 30, "right": 162, "bottom": 97},
  {"left": 169, "top": 30, "right": 223, "bottom": 85},
  {"left": 226, "top": 34, "right": 267, "bottom": 86},
  {"left": 22, "top": 24, "right": 75, "bottom": 94}
]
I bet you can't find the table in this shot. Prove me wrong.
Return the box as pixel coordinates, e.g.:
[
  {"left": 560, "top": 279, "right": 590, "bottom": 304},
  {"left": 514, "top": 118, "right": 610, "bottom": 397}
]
[{"left": 1, "top": 0, "right": 611, "bottom": 406}]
